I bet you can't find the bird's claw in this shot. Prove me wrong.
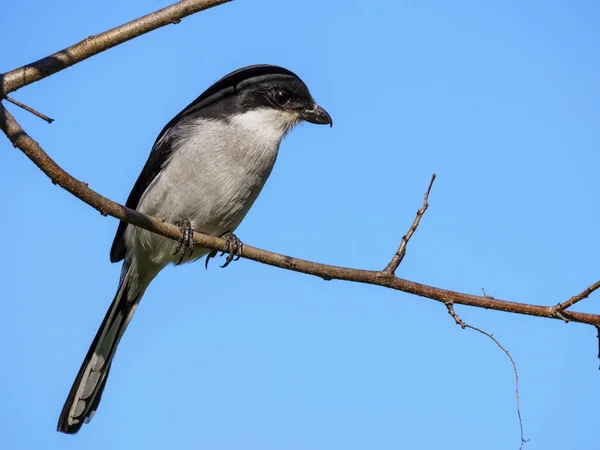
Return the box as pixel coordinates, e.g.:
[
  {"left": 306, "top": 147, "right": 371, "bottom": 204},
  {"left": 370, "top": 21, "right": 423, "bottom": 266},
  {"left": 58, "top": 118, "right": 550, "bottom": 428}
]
[
  {"left": 173, "top": 217, "right": 194, "bottom": 264},
  {"left": 205, "top": 249, "right": 217, "bottom": 269},
  {"left": 205, "top": 232, "right": 243, "bottom": 269},
  {"left": 220, "top": 233, "right": 243, "bottom": 268}
]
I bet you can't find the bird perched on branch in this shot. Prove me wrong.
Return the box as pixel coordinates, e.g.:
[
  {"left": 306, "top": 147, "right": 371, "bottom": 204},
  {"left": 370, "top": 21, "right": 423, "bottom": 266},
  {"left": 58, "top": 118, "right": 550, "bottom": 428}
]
[{"left": 57, "top": 64, "right": 332, "bottom": 434}]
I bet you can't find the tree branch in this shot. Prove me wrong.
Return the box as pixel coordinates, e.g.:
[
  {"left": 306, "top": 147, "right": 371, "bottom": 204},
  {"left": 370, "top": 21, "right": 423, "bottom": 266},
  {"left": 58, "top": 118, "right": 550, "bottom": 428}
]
[
  {"left": 383, "top": 174, "right": 435, "bottom": 275},
  {"left": 2, "top": 100, "right": 600, "bottom": 328},
  {"left": 0, "top": 0, "right": 231, "bottom": 96}
]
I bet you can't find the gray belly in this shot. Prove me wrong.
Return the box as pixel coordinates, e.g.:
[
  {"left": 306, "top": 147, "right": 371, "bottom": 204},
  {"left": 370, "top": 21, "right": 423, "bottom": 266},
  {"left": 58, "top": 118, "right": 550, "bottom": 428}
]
[{"left": 130, "top": 128, "right": 280, "bottom": 265}]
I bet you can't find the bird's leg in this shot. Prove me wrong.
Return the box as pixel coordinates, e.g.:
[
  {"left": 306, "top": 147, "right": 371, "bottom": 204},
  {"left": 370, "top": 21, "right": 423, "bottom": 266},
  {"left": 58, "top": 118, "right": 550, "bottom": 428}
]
[
  {"left": 205, "top": 231, "right": 243, "bottom": 269},
  {"left": 173, "top": 217, "right": 194, "bottom": 264}
]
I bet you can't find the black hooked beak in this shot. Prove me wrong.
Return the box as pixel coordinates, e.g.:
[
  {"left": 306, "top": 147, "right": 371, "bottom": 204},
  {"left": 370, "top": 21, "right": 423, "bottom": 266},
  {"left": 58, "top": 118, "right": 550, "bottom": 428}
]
[{"left": 301, "top": 103, "right": 333, "bottom": 127}]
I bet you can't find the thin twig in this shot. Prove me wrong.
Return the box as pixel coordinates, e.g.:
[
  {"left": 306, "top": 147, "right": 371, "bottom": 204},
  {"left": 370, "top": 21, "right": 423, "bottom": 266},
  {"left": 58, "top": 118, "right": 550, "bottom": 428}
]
[
  {"left": 482, "top": 288, "right": 495, "bottom": 299},
  {"left": 445, "top": 303, "right": 527, "bottom": 450},
  {"left": 552, "top": 280, "right": 600, "bottom": 319},
  {"left": 383, "top": 174, "right": 436, "bottom": 275},
  {"left": 2, "top": 102, "right": 600, "bottom": 327},
  {"left": 0, "top": 0, "right": 231, "bottom": 95},
  {"left": 465, "top": 325, "right": 527, "bottom": 450},
  {"left": 4, "top": 97, "right": 54, "bottom": 123}
]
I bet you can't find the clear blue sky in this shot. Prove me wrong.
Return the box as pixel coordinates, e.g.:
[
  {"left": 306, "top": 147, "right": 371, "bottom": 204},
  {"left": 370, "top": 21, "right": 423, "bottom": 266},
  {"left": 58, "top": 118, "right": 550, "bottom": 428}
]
[{"left": 1, "top": 0, "right": 599, "bottom": 449}]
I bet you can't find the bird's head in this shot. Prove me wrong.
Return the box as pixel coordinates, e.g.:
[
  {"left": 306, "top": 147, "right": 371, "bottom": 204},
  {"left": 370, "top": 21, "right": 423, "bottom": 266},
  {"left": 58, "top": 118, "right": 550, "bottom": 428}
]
[{"left": 179, "top": 64, "right": 332, "bottom": 138}]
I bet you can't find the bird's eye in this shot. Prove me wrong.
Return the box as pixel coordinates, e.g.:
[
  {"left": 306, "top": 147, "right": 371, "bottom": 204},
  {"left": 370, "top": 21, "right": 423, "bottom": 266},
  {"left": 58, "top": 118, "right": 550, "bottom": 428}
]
[{"left": 274, "top": 90, "right": 290, "bottom": 105}]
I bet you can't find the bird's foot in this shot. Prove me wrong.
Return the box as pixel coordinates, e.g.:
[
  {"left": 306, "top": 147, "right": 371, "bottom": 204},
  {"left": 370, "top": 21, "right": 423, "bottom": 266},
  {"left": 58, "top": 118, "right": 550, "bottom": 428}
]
[
  {"left": 205, "top": 232, "right": 243, "bottom": 269},
  {"left": 173, "top": 217, "right": 194, "bottom": 264}
]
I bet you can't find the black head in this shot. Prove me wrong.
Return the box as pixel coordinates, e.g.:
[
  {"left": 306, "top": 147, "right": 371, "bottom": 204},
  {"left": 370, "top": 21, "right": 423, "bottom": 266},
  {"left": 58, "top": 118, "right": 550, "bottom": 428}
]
[{"left": 173, "top": 64, "right": 332, "bottom": 128}]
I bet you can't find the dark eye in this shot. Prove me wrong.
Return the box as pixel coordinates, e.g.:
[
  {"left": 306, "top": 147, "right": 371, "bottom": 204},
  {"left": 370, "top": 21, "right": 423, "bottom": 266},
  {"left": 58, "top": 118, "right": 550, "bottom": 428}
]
[{"left": 274, "top": 90, "right": 290, "bottom": 105}]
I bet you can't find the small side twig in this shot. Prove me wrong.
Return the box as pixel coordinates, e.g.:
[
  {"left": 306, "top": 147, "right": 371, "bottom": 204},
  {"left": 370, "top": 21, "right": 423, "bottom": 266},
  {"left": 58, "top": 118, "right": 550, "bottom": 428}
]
[
  {"left": 551, "top": 280, "right": 600, "bottom": 321},
  {"left": 445, "top": 302, "right": 527, "bottom": 450},
  {"left": 4, "top": 97, "right": 54, "bottom": 123},
  {"left": 482, "top": 288, "right": 495, "bottom": 299},
  {"left": 382, "top": 174, "right": 436, "bottom": 275},
  {"left": 445, "top": 301, "right": 466, "bottom": 328}
]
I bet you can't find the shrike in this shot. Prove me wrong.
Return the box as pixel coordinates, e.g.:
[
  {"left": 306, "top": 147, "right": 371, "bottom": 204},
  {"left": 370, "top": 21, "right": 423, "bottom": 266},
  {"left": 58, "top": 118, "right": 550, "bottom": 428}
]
[{"left": 57, "top": 64, "right": 332, "bottom": 434}]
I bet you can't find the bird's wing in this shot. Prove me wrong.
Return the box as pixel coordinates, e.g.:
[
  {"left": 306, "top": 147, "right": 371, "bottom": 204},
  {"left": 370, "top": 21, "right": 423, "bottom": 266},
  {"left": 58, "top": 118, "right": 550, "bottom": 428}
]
[{"left": 109, "top": 124, "right": 178, "bottom": 263}]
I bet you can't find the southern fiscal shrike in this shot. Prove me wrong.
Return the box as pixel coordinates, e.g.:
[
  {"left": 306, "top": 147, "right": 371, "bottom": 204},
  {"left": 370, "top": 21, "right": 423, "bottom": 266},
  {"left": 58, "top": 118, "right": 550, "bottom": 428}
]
[{"left": 57, "top": 64, "right": 332, "bottom": 434}]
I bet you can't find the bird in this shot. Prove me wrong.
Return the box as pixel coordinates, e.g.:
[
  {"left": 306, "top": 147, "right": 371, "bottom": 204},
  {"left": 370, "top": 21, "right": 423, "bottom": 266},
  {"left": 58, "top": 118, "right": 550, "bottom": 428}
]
[{"left": 57, "top": 64, "right": 332, "bottom": 434}]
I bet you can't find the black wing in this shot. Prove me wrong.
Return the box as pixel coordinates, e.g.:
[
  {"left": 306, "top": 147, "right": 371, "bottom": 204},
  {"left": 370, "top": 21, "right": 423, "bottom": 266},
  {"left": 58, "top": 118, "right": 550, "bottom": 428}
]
[
  {"left": 109, "top": 126, "right": 177, "bottom": 262},
  {"left": 108, "top": 85, "right": 227, "bottom": 263}
]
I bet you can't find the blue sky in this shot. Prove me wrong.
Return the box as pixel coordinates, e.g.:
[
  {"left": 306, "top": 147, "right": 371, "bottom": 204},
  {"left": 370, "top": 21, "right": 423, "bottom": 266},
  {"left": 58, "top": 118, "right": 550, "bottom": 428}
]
[{"left": 1, "top": 0, "right": 600, "bottom": 449}]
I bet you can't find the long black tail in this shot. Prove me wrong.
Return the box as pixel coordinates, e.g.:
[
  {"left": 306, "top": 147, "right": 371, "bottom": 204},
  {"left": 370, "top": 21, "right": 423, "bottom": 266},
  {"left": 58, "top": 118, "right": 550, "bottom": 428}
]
[{"left": 57, "top": 265, "right": 140, "bottom": 434}]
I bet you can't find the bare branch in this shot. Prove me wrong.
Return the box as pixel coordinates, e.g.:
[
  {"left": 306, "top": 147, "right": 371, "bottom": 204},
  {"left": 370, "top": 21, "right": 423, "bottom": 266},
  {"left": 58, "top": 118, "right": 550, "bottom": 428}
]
[
  {"left": 2, "top": 102, "right": 600, "bottom": 328},
  {"left": 0, "top": 0, "right": 231, "bottom": 96},
  {"left": 445, "top": 303, "right": 527, "bottom": 450},
  {"left": 5, "top": 96, "right": 54, "bottom": 123},
  {"left": 383, "top": 174, "right": 436, "bottom": 275}
]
